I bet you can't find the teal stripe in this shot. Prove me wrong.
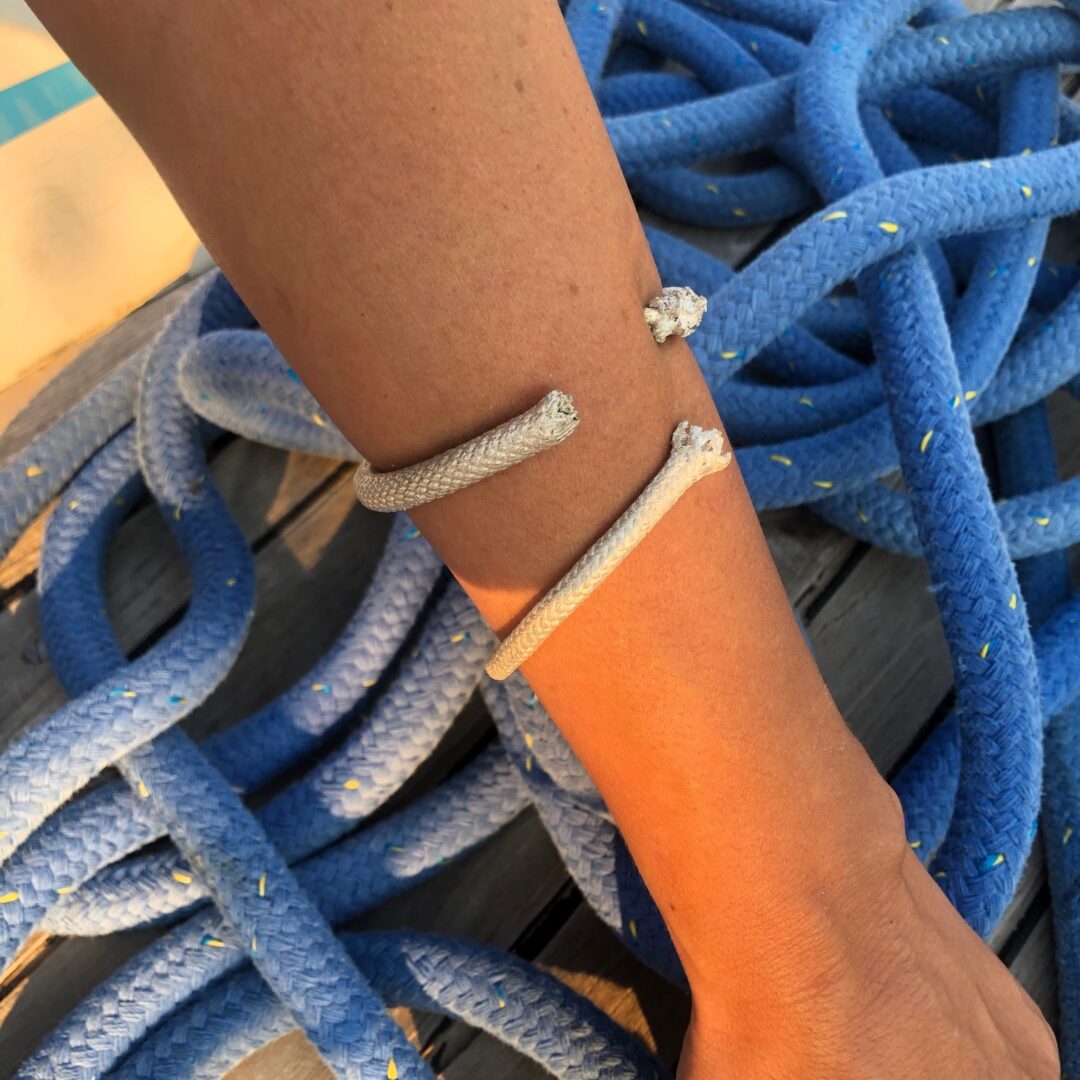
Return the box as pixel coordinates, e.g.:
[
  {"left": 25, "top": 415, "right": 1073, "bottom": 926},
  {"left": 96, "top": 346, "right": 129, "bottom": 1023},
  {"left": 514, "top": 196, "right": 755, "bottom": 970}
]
[{"left": 0, "top": 62, "right": 97, "bottom": 146}]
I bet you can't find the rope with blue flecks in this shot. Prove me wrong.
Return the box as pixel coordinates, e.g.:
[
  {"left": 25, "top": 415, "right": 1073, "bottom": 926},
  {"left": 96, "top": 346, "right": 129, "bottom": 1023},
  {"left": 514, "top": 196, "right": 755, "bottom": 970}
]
[{"left": 3, "top": 0, "right": 1080, "bottom": 1075}]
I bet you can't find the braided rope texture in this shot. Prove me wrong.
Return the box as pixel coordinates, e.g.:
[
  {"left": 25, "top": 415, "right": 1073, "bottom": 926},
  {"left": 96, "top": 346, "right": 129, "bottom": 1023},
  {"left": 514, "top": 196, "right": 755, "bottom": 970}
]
[
  {"left": 1, "top": 0, "right": 1080, "bottom": 1075},
  {"left": 486, "top": 422, "right": 732, "bottom": 680},
  {"left": 353, "top": 390, "right": 580, "bottom": 512}
]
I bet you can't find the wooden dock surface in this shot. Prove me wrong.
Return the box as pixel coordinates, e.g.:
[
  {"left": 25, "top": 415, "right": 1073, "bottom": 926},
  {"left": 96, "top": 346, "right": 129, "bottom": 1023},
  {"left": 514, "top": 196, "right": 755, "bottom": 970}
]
[{"left": 0, "top": 218, "right": 1073, "bottom": 1076}]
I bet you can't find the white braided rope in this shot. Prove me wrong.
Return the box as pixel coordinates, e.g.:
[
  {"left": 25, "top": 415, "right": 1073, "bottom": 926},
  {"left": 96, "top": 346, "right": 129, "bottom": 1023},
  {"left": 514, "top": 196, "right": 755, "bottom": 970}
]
[
  {"left": 354, "top": 390, "right": 579, "bottom": 511},
  {"left": 485, "top": 421, "right": 731, "bottom": 679}
]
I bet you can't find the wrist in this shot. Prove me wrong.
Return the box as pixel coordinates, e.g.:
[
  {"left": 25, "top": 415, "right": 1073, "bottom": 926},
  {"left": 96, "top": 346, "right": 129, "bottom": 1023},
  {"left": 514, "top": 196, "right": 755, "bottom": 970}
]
[{"left": 671, "top": 727, "right": 910, "bottom": 1022}]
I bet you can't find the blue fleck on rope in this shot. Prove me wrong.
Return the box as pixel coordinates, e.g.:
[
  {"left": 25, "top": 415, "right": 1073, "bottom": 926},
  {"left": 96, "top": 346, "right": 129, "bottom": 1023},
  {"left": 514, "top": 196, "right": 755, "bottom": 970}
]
[{"left": 2, "top": 0, "right": 1080, "bottom": 1075}]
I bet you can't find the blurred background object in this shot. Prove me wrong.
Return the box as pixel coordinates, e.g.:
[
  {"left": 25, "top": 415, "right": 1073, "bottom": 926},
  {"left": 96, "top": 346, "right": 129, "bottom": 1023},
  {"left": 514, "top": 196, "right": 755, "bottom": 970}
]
[{"left": 0, "top": 0, "right": 203, "bottom": 429}]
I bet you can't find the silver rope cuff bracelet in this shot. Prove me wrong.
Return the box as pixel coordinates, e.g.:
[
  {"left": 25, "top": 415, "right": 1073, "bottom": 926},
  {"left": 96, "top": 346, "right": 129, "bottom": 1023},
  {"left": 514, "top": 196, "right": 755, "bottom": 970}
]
[{"left": 351, "top": 286, "right": 722, "bottom": 679}]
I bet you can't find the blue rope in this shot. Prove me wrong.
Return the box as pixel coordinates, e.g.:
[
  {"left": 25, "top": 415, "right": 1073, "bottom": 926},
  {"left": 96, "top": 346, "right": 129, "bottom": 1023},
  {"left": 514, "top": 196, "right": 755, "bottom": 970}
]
[{"left": 3, "top": 0, "right": 1080, "bottom": 1075}]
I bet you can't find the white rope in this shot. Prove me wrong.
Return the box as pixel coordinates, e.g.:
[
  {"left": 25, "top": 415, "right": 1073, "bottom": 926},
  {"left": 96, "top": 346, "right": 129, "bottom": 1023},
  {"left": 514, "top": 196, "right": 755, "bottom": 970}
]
[
  {"left": 352, "top": 286, "right": 724, "bottom": 678},
  {"left": 485, "top": 420, "right": 730, "bottom": 678},
  {"left": 643, "top": 285, "right": 707, "bottom": 343},
  {"left": 354, "top": 390, "right": 579, "bottom": 512}
]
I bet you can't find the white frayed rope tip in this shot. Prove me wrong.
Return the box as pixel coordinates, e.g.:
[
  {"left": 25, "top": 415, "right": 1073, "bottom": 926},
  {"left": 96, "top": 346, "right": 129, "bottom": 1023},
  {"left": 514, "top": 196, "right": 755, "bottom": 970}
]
[
  {"left": 535, "top": 390, "right": 580, "bottom": 437},
  {"left": 643, "top": 286, "right": 707, "bottom": 343},
  {"left": 671, "top": 420, "right": 730, "bottom": 459}
]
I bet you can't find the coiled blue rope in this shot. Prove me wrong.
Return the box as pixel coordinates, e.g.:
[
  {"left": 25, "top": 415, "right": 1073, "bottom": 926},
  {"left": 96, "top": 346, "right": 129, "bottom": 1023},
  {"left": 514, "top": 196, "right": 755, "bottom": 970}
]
[{"left": 3, "top": 0, "right": 1080, "bottom": 1075}]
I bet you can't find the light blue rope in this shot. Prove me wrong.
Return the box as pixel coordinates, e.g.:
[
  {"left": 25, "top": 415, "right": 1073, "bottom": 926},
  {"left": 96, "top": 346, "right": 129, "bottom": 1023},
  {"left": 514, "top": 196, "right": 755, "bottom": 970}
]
[{"left": 3, "top": 1, "right": 1080, "bottom": 1075}]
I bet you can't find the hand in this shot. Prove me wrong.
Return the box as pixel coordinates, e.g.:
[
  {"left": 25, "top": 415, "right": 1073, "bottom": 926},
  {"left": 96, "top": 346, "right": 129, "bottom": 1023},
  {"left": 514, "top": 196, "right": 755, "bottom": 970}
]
[{"left": 678, "top": 834, "right": 1059, "bottom": 1079}]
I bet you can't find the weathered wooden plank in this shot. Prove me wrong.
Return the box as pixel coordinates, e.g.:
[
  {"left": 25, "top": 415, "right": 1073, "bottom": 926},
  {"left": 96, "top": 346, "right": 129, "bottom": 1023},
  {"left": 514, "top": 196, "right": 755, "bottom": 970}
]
[
  {"left": 808, "top": 547, "right": 951, "bottom": 775},
  {"left": 228, "top": 1032, "right": 329, "bottom": 1080},
  {"left": 1009, "top": 906, "right": 1058, "bottom": 1028},
  {"left": 762, "top": 508, "right": 860, "bottom": 615}
]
